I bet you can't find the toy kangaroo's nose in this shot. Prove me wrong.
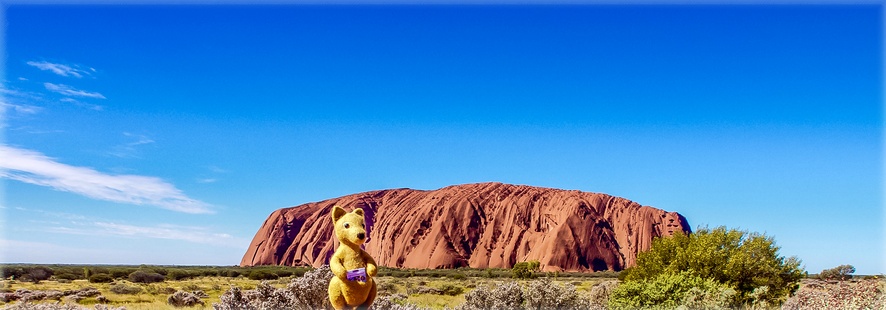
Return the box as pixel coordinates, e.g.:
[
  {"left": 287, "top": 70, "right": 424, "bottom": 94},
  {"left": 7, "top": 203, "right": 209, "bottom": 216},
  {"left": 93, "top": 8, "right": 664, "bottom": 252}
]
[{"left": 357, "top": 233, "right": 365, "bottom": 240}]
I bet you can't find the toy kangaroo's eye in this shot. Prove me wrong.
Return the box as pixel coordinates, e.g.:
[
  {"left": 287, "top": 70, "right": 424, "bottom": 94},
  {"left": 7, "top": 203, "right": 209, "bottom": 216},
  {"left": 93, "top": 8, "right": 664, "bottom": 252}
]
[{"left": 344, "top": 222, "right": 350, "bottom": 229}]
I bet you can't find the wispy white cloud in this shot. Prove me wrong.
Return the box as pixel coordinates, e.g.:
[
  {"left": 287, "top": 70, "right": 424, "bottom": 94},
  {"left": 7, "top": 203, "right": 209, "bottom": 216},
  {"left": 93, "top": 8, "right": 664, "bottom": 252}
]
[
  {"left": 88, "top": 222, "right": 244, "bottom": 247},
  {"left": 1, "top": 102, "right": 42, "bottom": 115},
  {"left": 61, "top": 98, "right": 103, "bottom": 111},
  {"left": 14, "top": 207, "right": 241, "bottom": 247},
  {"left": 196, "top": 166, "right": 228, "bottom": 184},
  {"left": 1, "top": 87, "right": 46, "bottom": 116},
  {"left": 109, "top": 132, "right": 155, "bottom": 158},
  {"left": 44, "top": 83, "right": 106, "bottom": 99},
  {"left": 0, "top": 145, "right": 213, "bottom": 214},
  {"left": 27, "top": 61, "right": 94, "bottom": 78}
]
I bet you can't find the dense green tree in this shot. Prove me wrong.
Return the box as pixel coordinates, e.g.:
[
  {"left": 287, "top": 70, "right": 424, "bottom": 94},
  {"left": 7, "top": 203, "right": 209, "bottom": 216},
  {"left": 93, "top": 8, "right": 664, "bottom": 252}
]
[
  {"left": 512, "top": 260, "right": 541, "bottom": 279},
  {"left": 621, "top": 226, "right": 805, "bottom": 305}
]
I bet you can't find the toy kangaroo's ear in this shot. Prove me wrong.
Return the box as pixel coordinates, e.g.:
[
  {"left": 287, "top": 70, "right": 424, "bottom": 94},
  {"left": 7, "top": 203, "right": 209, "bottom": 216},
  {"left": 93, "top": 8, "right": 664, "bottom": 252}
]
[
  {"left": 353, "top": 208, "right": 364, "bottom": 217},
  {"left": 332, "top": 205, "right": 347, "bottom": 223}
]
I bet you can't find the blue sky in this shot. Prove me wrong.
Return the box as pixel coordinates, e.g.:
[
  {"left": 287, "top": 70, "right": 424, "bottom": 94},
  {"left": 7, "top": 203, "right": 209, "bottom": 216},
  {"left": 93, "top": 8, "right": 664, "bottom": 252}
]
[{"left": 0, "top": 4, "right": 882, "bottom": 274}]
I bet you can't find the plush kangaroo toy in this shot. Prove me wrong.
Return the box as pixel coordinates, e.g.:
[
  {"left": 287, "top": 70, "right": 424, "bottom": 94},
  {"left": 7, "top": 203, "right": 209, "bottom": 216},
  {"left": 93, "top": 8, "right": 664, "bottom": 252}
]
[{"left": 328, "top": 205, "right": 377, "bottom": 310}]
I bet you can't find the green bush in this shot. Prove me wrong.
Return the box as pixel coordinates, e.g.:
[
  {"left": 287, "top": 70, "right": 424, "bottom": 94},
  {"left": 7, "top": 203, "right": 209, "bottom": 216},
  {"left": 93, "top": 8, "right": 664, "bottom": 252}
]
[
  {"left": 88, "top": 273, "right": 114, "bottom": 283},
  {"left": 621, "top": 226, "right": 804, "bottom": 305},
  {"left": 247, "top": 270, "right": 278, "bottom": 281},
  {"left": 512, "top": 261, "right": 540, "bottom": 279},
  {"left": 610, "top": 271, "right": 736, "bottom": 309},
  {"left": 167, "top": 270, "right": 193, "bottom": 281},
  {"left": 439, "top": 284, "right": 464, "bottom": 296},
  {"left": 129, "top": 270, "right": 165, "bottom": 283}
]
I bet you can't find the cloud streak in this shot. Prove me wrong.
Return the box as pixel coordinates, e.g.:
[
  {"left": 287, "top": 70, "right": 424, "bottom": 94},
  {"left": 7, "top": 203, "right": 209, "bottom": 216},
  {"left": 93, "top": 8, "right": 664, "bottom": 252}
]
[
  {"left": 89, "top": 222, "right": 244, "bottom": 247},
  {"left": 109, "top": 133, "right": 156, "bottom": 158},
  {"left": 27, "top": 61, "right": 94, "bottom": 78},
  {"left": 0, "top": 145, "right": 213, "bottom": 214},
  {"left": 44, "top": 83, "right": 106, "bottom": 99}
]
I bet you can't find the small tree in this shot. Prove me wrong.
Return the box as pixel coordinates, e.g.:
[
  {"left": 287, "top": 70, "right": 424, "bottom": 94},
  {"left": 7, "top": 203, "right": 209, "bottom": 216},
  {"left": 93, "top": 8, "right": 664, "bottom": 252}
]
[
  {"left": 819, "top": 264, "right": 855, "bottom": 281},
  {"left": 512, "top": 260, "right": 540, "bottom": 279},
  {"left": 20, "top": 266, "right": 53, "bottom": 283},
  {"left": 621, "top": 226, "right": 805, "bottom": 305}
]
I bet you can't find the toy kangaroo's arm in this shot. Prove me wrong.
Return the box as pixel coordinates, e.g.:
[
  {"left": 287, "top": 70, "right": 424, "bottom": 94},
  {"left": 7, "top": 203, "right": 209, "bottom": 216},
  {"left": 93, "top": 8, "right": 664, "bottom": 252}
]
[
  {"left": 362, "top": 250, "right": 378, "bottom": 277},
  {"left": 329, "top": 254, "right": 347, "bottom": 279}
]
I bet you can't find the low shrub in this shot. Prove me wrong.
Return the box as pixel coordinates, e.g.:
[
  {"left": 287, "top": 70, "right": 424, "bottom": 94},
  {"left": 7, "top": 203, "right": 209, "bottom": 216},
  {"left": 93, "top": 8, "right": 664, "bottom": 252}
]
[
  {"left": 167, "top": 270, "right": 193, "bottom": 281},
  {"left": 523, "top": 277, "right": 584, "bottom": 310},
  {"left": 286, "top": 265, "right": 333, "bottom": 309},
  {"left": 129, "top": 271, "right": 165, "bottom": 283},
  {"left": 168, "top": 290, "right": 205, "bottom": 307},
  {"left": 371, "top": 293, "right": 423, "bottom": 310},
  {"left": 439, "top": 284, "right": 464, "bottom": 296},
  {"left": 377, "top": 281, "right": 398, "bottom": 295},
  {"left": 88, "top": 274, "right": 113, "bottom": 283},
  {"left": 457, "top": 281, "right": 523, "bottom": 310},
  {"left": 246, "top": 270, "right": 278, "bottom": 281},
  {"left": 213, "top": 265, "right": 333, "bottom": 310},
  {"left": 109, "top": 283, "right": 142, "bottom": 295},
  {"left": 588, "top": 280, "right": 617, "bottom": 308},
  {"left": 182, "top": 284, "right": 201, "bottom": 292}
]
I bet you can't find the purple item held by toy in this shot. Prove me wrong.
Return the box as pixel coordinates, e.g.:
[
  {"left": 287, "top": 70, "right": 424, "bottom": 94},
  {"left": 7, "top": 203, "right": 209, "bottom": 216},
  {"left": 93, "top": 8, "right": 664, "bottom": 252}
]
[{"left": 346, "top": 268, "right": 367, "bottom": 282}]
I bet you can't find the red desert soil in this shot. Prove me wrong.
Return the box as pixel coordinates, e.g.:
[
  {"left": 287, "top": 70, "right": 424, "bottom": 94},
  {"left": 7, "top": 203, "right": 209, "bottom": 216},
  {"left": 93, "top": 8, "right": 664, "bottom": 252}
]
[{"left": 241, "top": 182, "right": 690, "bottom": 272}]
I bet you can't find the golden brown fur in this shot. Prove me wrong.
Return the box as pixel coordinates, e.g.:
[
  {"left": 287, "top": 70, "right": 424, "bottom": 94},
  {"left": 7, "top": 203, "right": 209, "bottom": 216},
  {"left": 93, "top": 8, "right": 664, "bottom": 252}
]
[{"left": 328, "top": 206, "right": 377, "bottom": 310}]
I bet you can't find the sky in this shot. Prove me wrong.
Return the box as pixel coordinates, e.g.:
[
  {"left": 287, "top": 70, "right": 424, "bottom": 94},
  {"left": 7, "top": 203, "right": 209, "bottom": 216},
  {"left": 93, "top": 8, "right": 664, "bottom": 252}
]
[{"left": 0, "top": 4, "right": 882, "bottom": 274}]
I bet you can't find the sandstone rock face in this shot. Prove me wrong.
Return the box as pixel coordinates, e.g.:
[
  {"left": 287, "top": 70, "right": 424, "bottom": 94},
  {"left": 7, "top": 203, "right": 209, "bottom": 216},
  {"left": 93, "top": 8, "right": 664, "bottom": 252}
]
[{"left": 241, "top": 182, "right": 690, "bottom": 272}]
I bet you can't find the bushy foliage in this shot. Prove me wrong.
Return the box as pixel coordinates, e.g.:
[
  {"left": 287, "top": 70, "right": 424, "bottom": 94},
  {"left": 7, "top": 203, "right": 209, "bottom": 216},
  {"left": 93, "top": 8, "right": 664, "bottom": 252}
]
[
  {"left": 0, "top": 302, "right": 84, "bottom": 310},
  {"left": 213, "top": 286, "right": 251, "bottom": 310},
  {"left": 168, "top": 290, "right": 205, "bottom": 307},
  {"left": 21, "top": 267, "right": 53, "bottom": 284},
  {"left": 0, "top": 288, "right": 103, "bottom": 306},
  {"left": 818, "top": 265, "right": 856, "bottom": 281},
  {"left": 87, "top": 274, "right": 113, "bottom": 283},
  {"left": 246, "top": 271, "right": 278, "bottom": 281},
  {"left": 371, "top": 293, "right": 424, "bottom": 310},
  {"left": 0, "top": 267, "right": 53, "bottom": 283},
  {"left": 458, "top": 281, "right": 524, "bottom": 310},
  {"left": 609, "top": 271, "right": 737, "bottom": 310},
  {"left": 522, "top": 277, "right": 590, "bottom": 310},
  {"left": 128, "top": 271, "right": 165, "bottom": 283},
  {"left": 109, "top": 283, "right": 142, "bottom": 295},
  {"left": 213, "top": 265, "right": 333, "bottom": 310},
  {"left": 438, "top": 284, "right": 464, "bottom": 296},
  {"left": 166, "top": 270, "right": 194, "bottom": 281},
  {"left": 588, "top": 280, "right": 617, "bottom": 309},
  {"left": 512, "top": 261, "right": 540, "bottom": 279},
  {"left": 782, "top": 279, "right": 886, "bottom": 310},
  {"left": 621, "top": 226, "right": 804, "bottom": 305},
  {"left": 285, "top": 264, "right": 333, "bottom": 309}
]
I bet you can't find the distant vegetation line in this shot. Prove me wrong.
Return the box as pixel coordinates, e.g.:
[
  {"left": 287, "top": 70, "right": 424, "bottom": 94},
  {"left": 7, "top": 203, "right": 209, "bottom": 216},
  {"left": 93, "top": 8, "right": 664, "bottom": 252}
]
[{"left": 0, "top": 263, "right": 620, "bottom": 284}]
